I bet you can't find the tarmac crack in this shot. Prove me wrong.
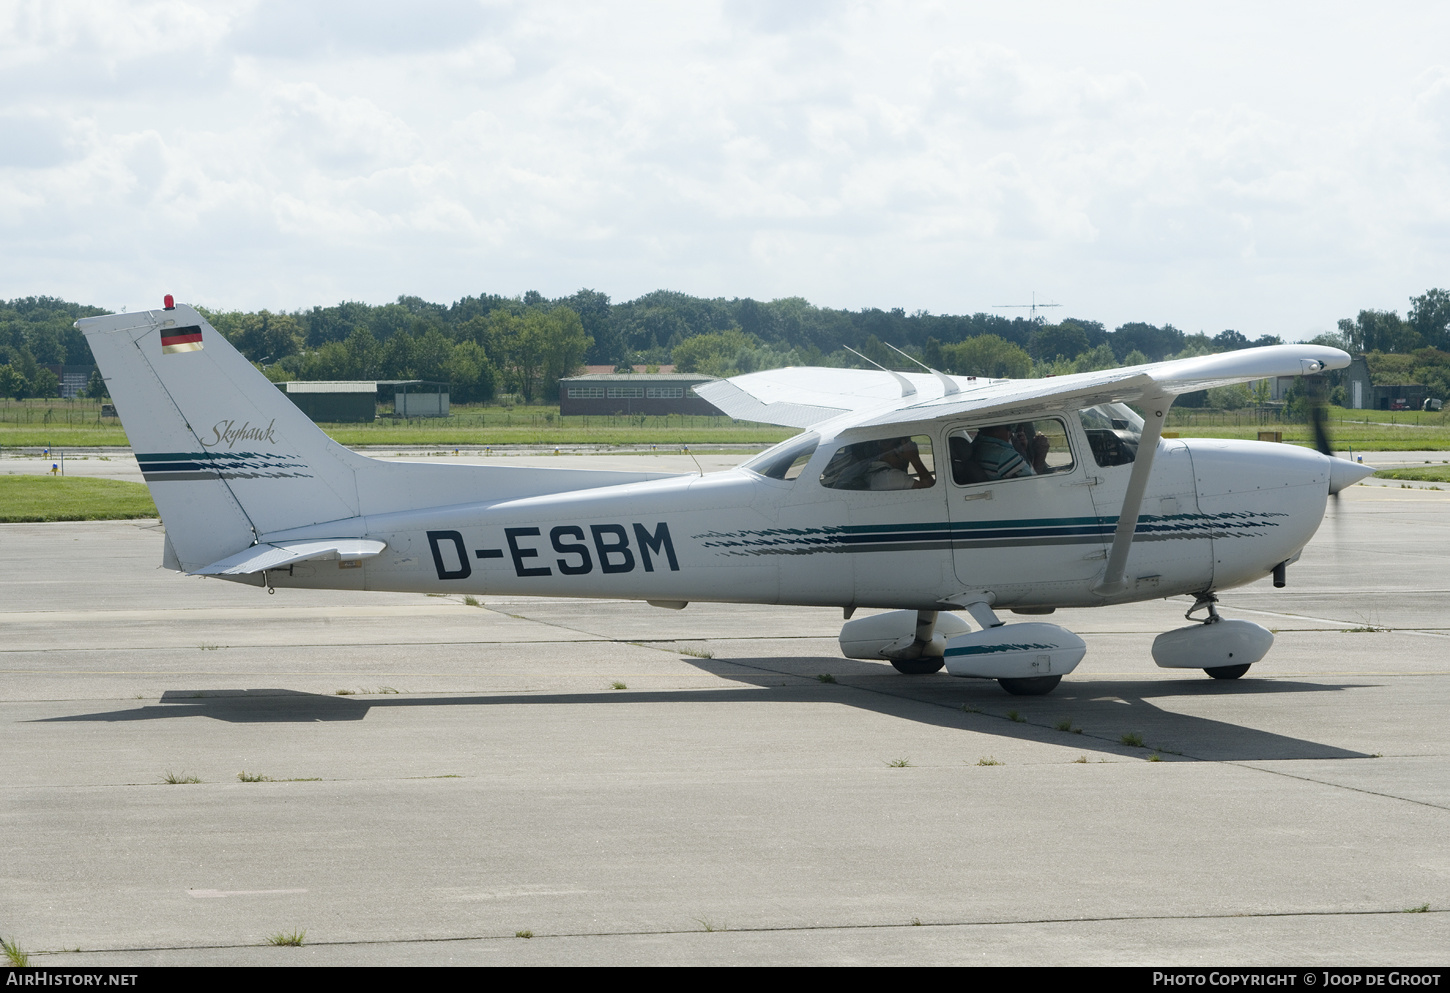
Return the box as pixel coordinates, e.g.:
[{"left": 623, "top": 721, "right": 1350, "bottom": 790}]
[
  {"left": 1219, "top": 762, "right": 1450, "bottom": 814},
  {"left": 26, "top": 905, "right": 1449, "bottom": 958}
]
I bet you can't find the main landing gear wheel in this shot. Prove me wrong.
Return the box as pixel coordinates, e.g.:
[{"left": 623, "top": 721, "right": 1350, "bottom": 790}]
[
  {"left": 890, "top": 658, "right": 945, "bottom": 675},
  {"left": 1204, "top": 663, "right": 1252, "bottom": 680},
  {"left": 998, "top": 675, "right": 1062, "bottom": 696}
]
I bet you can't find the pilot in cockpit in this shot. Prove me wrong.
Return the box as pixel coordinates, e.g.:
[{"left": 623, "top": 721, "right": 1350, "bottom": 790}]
[{"left": 867, "top": 436, "right": 935, "bottom": 489}]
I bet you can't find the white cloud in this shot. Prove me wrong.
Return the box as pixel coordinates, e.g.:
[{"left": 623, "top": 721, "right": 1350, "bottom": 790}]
[{"left": 1, "top": 0, "right": 1449, "bottom": 337}]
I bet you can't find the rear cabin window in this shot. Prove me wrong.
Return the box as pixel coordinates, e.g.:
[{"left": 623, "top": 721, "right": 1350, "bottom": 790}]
[
  {"left": 947, "top": 419, "right": 1074, "bottom": 485},
  {"left": 819, "top": 435, "right": 936, "bottom": 490}
]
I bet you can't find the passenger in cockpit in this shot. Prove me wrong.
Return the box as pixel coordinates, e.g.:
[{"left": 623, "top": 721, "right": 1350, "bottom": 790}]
[{"left": 973, "top": 425, "right": 1049, "bottom": 479}]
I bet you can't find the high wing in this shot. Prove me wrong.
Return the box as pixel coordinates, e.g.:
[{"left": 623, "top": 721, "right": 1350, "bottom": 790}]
[
  {"left": 693, "top": 367, "right": 928, "bottom": 427},
  {"left": 697, "top": 344, "right": 1351, "bottom": 431}
]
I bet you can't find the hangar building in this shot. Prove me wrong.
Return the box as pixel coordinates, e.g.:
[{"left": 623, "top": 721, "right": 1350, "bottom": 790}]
[
  {"left": 558, "top": 373, "right": 721, "bottom": 416},
  {"left": 278, "top": 380, "right": 451, "bottom": 423},
  {"left": 280, "top": 381, "right": 377, "bottom": 423}
]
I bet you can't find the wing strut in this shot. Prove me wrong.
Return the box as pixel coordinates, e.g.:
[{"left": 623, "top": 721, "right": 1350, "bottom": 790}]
[
  {"left": 842, "top": 346, "right": 917, "bottom": 398},
  {"left": 885, "top": 342, "right": 961, "bottom": 397},
  {"left": 1093, "top": 394, "right": 1173, "bottom": 597}
]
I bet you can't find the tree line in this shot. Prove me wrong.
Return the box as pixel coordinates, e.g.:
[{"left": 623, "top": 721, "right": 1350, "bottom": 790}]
[{"left": 2, "top": 288, "right": 1449, "bottom": 405}]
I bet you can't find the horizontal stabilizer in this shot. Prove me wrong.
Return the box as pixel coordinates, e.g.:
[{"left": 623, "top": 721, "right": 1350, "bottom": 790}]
[{"left": 194, "top": 539, "right": 388, "bottom": 576}]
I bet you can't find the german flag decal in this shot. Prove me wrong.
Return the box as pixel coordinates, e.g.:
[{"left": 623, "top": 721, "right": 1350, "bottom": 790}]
[{"left": 161, "top": 325, "right": 204, "bottom": 353}]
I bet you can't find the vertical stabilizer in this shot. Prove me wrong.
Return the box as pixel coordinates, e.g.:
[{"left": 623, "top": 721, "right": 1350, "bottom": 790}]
[{"left": 78, "top": 305, "right": 365, "bottom": 572}]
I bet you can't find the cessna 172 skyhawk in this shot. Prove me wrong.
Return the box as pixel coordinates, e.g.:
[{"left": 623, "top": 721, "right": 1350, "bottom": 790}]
[{"left": 78, "top": 300, "right": 1374, "bottom": 696}]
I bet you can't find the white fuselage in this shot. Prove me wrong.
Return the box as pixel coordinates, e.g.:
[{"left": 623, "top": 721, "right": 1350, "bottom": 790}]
[{"left": 255, "top": 418, "right": 1333, "bottom": 612}]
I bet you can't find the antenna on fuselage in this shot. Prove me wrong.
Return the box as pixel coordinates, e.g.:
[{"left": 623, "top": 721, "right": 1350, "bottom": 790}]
[
  {"left": 842, "top": 345, "right": 917, "bottom": 398},
  {"left": 682, "top": 444, "right": 704, "bottom": 477},
  {"left": 883, "top": 342, "right": 962, "bottom": 397}
]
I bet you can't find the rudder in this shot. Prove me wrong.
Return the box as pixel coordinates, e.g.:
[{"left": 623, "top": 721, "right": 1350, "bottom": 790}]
[{"left": 79, "top": 304, "right": 365, "bottom": 572}]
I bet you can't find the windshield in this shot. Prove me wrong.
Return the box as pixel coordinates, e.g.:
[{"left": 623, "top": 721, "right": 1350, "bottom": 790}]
[
  {"left": 1078, "top": 403, "right": 1144, "bottom": 467},
  {"left": 741, "top": 434, "right": 820, "bottom": 481}
]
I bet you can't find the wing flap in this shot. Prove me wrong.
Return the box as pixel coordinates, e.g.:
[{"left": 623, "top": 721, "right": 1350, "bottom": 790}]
[
  {"left": 692, "top": 379, "right": 850, "bottom": 428},
  {"left": 696, "top": 366, "right": 1000, "bottom": 428}
]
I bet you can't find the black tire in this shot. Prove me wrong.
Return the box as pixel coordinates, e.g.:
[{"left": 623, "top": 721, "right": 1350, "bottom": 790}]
[
  {"left": 1204, "top": 664, "right": 1251, "bottom": 680},
  {"left": 890, "top": 657, "right": 945, "bottom": 675},
  {"left": 998, "top": 675, "right": 1062, "bottom": 696}
]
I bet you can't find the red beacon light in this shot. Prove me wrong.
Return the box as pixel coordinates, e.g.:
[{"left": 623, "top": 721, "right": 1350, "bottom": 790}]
[{"left": 163, "top": 294, "right": 175, "bottom": 310}]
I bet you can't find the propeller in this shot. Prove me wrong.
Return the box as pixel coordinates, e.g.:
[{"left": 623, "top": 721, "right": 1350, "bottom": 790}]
[
  {"left": 1307, "top": 374, "right": 1376, "bottom": 508},
  {"left": 1307, "top": 375, "right": 1334, "bottom": 461}
]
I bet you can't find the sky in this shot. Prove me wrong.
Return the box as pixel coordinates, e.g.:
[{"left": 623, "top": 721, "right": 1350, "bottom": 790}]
[{"left": 2, "top": 0, "right": 1449, "bottom": 340}]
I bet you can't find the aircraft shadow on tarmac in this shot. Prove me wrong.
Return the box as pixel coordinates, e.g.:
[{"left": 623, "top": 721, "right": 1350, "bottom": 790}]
[{"left": 34, "top": 655, "right": 1376, "bottom": 763}]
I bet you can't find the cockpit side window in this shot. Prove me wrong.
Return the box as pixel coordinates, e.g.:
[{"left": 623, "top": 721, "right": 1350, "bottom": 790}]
[
  {"left": 742, "top": 434, "right": 820, "bottom": 481},
  {"left": 948, "top": 418, "right": 1075, "bottom": 485},
  {"left": 1077, "top": 404, "right": 1143, "bottom": 468},
  {"left": 819, "top": 435, "right": 936, "bottom": 491}
]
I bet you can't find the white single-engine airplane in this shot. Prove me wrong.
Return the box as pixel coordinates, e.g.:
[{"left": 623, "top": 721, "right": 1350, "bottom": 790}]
[{"left": 78, "top": 300, "right": 1374, "bottom": 696}]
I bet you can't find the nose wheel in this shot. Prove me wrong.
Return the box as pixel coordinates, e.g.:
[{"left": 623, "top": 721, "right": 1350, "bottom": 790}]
[{"left": 1152, "top": 593, "right": 1271, "bottom": 680}]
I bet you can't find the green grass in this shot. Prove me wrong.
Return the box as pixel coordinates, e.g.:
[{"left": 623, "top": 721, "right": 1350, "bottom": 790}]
[
  {"left": 976, "top": 756, "right": 1002, "bottom": 766},
  {"left": 1120, "top": 731, "right": 1145, "bottom": 747},
  {"left": 326, "top": 421, "right": 790, "bottom": 447},
  {"left": 162, "top": 771, "right": 201, "bottom": 784},
  {"left": 1166, "top": 406, "right": 1450, "bottom": 450},
  {"left": 9, "top": 394, "right": 1450, "bottom": 450},
  {"left": 886, "top": 758, "right": 912, "bottom": 767},
  {"left": 266, "top": 929, "right": 305, "bottom": 946},
  {"left": 2, "top": 936, "right": 28, "bottom": 967},
  {"left": 0, "top": 397, "right": 794, "bottom": 447},
  {"left": 0, "top": 475, "right": 157, "bottom": 522},
  {"left": 0, "top": 398, "right": 127, "bottom": 447},
  {"left": 1373, "top": 466, "right": 1450, "bottom": 482}
]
